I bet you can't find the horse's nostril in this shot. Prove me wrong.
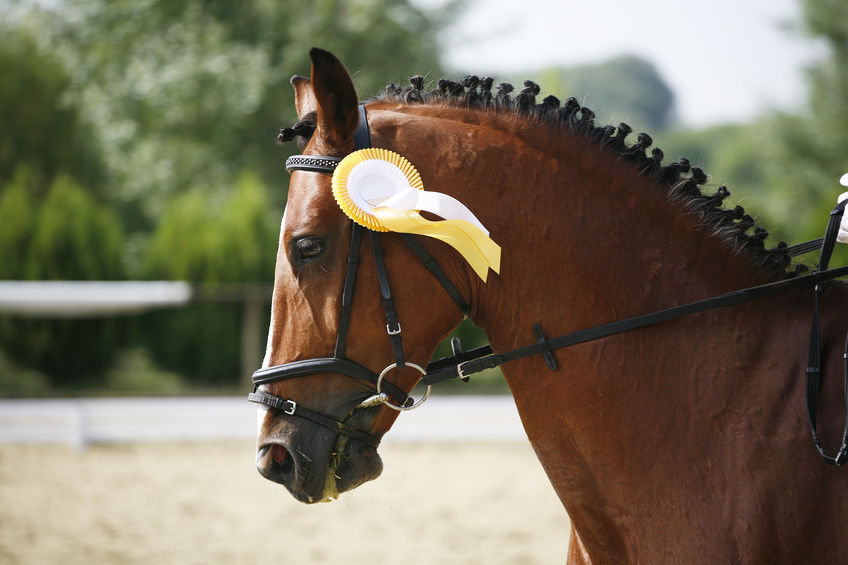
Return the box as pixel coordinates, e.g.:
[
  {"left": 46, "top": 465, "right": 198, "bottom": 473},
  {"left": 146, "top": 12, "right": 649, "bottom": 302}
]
[
  {"left": 270, "top": 445, "right": 293, "bottom": 474},
  {"left": 257, "top": 444, "right": 294, "bottom": 482}
]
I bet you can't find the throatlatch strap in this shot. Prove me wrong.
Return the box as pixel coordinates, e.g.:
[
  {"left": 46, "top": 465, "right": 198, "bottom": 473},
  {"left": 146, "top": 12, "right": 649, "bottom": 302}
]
[{"left": 400, "top": 234, "right": 472, "bottom": 316}]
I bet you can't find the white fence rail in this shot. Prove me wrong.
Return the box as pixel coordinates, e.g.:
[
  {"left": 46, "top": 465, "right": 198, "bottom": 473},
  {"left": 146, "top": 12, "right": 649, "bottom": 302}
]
[{"left": 0, "top": 395, "right": 527, "bottom": 447}]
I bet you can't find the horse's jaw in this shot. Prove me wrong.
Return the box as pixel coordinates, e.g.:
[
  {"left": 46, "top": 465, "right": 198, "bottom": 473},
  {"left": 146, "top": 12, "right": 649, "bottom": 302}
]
[{"left": 256, "top": 408, "right": 384, "bottom": 503}]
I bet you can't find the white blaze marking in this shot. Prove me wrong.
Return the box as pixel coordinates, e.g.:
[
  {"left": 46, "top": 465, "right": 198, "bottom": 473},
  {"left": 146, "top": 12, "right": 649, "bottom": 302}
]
[
  {"left": 262, "top": 208, "right": 288, "bottom": 368},
  {"left": 256, "top": 403, "right": 270, "bottom": 436},
  {"left": 258, "top": 209, "right": 288, "bottom": 437}
]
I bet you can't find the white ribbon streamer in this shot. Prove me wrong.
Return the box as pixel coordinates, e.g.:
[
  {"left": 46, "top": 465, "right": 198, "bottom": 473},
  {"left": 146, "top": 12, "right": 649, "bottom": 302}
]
[
  {"left": 381, "top": 189, "right": 490, "bottom": 236},
  {"left": 331, "top": 148, "right": 500, "bottom": 280}
]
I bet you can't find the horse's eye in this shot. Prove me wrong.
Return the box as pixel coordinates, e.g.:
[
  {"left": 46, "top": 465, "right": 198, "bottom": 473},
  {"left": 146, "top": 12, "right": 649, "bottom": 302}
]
[{"left": 296, "top": 238, "right": 324, "bottom": 262}]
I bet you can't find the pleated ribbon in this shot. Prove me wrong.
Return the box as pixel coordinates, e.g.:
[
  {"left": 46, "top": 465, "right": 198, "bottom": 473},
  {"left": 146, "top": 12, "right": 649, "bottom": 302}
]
[{"left": 332, "top": 149, "right": 500, "bottom": 281}]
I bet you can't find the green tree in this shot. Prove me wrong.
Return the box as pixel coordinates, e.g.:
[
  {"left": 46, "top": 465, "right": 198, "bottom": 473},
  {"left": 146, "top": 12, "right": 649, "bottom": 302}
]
[
  {"left": 139, "top": 172, "right": 277, "bottom": 384},
  {"left": 21, "top": 0, "right": 461, "bottom": 233},
  {"left": 0, "top": 173, "right": 126, "bottom": 388},
  {"left": 2, "top": 0, "right": 460, "bottom": 391},
  {"left": 763, "top": 0, "right": 848, "bottom": 247},
  {"left": 0, "top": 27, "right": 104, "bottom": 192},
  {"left": 0, "top": 167, "right": 38, "bottom": 280},
  {"left": 143, "top": 171, "right": 277, "bottom": 282},
  {"left": 26, "top": 175, "right": 124, "bottom": 280}
]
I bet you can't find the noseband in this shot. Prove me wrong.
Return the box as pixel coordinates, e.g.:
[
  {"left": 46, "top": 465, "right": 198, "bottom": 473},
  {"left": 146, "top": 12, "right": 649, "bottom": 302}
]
[{"left": 248, "top": 105, "right": 471, "bottom": 447}]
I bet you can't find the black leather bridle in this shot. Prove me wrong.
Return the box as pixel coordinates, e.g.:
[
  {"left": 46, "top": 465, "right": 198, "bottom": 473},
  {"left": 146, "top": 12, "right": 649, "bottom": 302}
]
[
  {"left": 249, "top": 105, "right": 471, "bottom": 447},
  {"left": 250, "top": 103, "right": 848, "bottom": 464}
]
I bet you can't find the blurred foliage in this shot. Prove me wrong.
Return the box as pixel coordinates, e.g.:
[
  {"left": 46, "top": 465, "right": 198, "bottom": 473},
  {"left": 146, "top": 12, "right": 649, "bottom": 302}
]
[
  {"left": 139, "top": 172, "right": 277, "bottom": 383},
  {"left": 143, "top": 172, "right": 278, "bottom": 283},
  {"left": 0, "top": 0, "right": 461, "bottom": 392},
  {"left": 21, "top": 0, "right": 460, "bottom": 231},
  {"left": 537, "top": 56, "right": 676, "bottom": 132},
  {"left": 104, "top": 348, "right": 186, "bottom": 395},
  {"left": 0, "top": 169, "right": 126, "bottom": 387},
  {"left": 133, "top": 305, "right": 247, "bottom": 386},
  {"left": 0, "top": 27, "right": 105, "bottom": 194},
  {"left": 765, "top": 0, "right": 848, "bottom": 245},
  {"left": 0, "top": 348, "right": 50, "bottom": 396},
  {"left": 656, "top": 0, "right": 848, "bottom": 267},
  {"left": 25, "top": 174, "right": 124, "bottom": 280},
  {"left": 0, "top": 0, "right": 463, "bottom": 390}
]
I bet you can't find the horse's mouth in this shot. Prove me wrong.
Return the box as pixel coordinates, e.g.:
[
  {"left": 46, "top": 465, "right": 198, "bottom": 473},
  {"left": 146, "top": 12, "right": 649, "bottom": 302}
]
[{"left": 256, "top": 428, "right": 384, "bottom": 504}]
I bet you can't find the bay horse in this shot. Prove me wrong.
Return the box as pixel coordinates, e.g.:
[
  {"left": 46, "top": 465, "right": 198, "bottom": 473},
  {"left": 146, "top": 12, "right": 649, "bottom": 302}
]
[{"left": 253, "top": 48, "right": 848, "bottom": 564}]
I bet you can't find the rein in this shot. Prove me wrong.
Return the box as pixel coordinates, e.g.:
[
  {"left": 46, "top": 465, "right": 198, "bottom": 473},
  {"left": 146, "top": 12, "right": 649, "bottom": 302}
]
[{"left": 251, "top": 103, "right": 848, "bottom": 465}]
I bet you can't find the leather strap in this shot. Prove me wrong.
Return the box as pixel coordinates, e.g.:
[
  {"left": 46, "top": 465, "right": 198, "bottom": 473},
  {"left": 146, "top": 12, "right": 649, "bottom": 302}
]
[
  {"left": 806, "top": 199, "right": 848, "bottom": 465},
  {"left": 251, "top": 356, "right": 408, "bottom": 404},
  {"left": 335, "top": 223, "right": 363, "bottom": 358},
  {"left": 370, "top": 231, "right": 406, "bottom": 369},
  {"left": 400, "top": 234, "right": 472, "bottom": 316},
  {"left": 424, "top": 264, "right": 848, "bottom": 385},
  {"left": 788, "top": 237, "right": 824, "bottom": 257},
  {"left": 248, "top": 390, "right": 380, "bottom": 448}
]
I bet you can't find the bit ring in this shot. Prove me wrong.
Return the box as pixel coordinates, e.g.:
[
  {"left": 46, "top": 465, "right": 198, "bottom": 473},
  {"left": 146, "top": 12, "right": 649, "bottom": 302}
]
[{"left": 376, "top": 362, "right": 430, "bottom": 411}]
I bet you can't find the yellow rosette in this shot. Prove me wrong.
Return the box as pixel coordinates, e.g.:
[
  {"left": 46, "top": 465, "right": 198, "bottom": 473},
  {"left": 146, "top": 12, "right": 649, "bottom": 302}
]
[{"left": 332, "top": 148, "right": 500, "bottom": 281}]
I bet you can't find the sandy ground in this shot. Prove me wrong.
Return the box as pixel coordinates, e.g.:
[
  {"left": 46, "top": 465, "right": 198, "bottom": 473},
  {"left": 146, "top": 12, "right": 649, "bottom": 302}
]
[{"left": 0, "top": 441, "right": 571, "bottom": 564}]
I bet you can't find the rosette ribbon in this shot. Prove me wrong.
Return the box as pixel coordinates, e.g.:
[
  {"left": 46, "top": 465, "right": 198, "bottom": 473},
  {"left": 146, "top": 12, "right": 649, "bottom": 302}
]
[{"left": 332, "top": 149, "right": 501, "bottom": 281}]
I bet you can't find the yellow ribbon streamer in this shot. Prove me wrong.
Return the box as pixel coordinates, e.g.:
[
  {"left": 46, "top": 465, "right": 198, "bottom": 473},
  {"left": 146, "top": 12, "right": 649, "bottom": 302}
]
[
  {"left": 331, "top": 148, "right": 501, "bottom": 281},
  {"left": 372, "top": 207, "right": 501, "bottom": 281}
]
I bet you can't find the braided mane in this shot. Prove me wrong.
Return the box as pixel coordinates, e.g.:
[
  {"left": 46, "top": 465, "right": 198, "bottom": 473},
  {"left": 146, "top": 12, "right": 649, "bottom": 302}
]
[{"left": 278, "top": 76, "right": 803, "bottom": 278}]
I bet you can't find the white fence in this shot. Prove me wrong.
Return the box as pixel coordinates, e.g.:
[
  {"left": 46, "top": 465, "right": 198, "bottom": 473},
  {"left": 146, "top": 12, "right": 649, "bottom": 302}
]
[{"left": 0, "top": 395, "right": 527, "bottom": 447}]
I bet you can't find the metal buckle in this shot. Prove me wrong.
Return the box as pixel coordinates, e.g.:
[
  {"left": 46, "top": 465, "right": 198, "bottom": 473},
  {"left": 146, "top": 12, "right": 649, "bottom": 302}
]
[
  {"left": 386, "top": 322, "right": 402, "bottom": 336},
  {"left": 283, "top": 399, "right": 297, "bottom": 416},
  {"left": 456, "top": 361, "right": 470, "bottom": 381}
]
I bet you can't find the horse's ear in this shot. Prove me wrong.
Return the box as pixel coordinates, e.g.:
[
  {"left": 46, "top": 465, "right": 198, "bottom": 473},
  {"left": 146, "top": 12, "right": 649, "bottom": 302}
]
[
  {"left": 309, "top": 48, "right": 359, "bottom": 147},
  {"left": 291, "top": 75, "right": 317, "bottom": 121}
]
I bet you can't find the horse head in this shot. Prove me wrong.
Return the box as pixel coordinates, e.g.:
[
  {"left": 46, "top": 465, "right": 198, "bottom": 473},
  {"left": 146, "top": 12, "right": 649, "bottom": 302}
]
[{"left": 254, "top": 48, "right": 468, "bottom": 503}]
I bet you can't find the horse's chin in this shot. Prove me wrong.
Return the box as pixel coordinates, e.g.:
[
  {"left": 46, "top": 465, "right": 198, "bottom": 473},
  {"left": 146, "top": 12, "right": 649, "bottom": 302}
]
[{"left": 256, "top": 420, "right": 383, "bottom": 504}]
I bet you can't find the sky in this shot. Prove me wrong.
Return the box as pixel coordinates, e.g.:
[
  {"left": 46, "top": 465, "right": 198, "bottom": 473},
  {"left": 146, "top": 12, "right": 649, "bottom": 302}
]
[{"left": 422, "top": 0, "right": 825, "bottom": 127}]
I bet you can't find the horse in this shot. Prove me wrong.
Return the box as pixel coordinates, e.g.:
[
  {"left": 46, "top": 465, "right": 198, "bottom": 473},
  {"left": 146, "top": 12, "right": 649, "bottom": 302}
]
[{"left": 252, "top": 48, "right": 848, "bottom": 564}]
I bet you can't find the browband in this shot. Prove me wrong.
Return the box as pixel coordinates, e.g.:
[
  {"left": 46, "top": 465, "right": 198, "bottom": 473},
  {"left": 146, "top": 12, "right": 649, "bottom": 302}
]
[{"left": 285, "top": 155, "right": 341, "bottom": 173}]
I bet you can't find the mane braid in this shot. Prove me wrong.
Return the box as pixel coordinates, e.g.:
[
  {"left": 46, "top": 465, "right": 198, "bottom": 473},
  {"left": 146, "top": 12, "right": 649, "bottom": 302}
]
[{"left": 371, "top": 76, "right": 803, "bottom": 278}]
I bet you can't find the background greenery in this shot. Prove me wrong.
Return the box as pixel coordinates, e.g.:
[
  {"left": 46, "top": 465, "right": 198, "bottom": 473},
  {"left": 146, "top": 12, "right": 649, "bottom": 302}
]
[{"left": 0, "top": 0, "right": 845, "bottom": 395}]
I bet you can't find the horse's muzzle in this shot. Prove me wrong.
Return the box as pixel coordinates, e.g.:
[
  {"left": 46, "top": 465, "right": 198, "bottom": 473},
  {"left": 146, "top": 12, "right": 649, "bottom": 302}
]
[{"left": 256, "top": 410, "right": 383, "bottom": 503}]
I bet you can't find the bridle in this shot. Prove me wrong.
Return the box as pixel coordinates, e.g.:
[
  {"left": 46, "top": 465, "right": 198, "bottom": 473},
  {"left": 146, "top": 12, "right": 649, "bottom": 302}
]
[
  {"left": 249, "top": 105, "right": 471, "bottom": 448},
  {"left": 251, "top": 103, "right": 848, "bottom": 465}
]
